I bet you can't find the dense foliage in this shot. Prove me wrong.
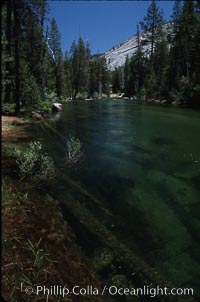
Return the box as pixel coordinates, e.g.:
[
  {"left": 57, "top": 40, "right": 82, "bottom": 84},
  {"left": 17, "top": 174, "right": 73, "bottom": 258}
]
[
  {"left": 1, "top": 0, "right": 200, "bottom": 111},
  {"left": 1, "top": 0, "right": 110, "bottom": 115},
  {"left": 115, "top": 0, "right": 200, "bottom": 107}
]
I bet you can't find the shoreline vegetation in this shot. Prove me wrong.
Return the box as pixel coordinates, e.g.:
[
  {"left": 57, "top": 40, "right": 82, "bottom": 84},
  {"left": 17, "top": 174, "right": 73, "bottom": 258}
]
[
  {"left": 2, "top": 116, "right": 103, "bottom": 302},
  {"left": 55, "top": 95, "right": 198, "bottom": 109}
]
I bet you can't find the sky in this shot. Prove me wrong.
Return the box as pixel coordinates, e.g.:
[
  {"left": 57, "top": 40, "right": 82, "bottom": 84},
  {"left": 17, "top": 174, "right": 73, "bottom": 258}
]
[{"left": 47, "top": 1, "right": 175, "bottom": 54}]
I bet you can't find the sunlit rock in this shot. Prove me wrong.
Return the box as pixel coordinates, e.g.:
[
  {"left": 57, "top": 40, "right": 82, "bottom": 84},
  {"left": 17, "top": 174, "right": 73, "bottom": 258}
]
[{"left": 52, "top": 103, "right": 63, "bottom": 112}]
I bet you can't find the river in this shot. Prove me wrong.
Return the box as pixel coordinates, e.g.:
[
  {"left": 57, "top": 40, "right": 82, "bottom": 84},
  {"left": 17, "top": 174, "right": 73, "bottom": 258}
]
[{"left": 33, "top": 100, "right": 200, "bottom": 300}]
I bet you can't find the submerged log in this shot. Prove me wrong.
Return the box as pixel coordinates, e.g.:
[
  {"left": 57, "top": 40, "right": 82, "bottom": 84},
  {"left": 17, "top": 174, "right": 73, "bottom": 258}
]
[
  {"left": 58, "top": 193, "right": 174, "bottom": 301},
  {"left": 48, "top": 170, "right": 174, "bottom": 301}
]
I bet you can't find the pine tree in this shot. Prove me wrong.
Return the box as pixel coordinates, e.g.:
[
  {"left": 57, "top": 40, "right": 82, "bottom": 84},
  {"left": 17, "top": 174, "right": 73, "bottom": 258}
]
[
  {"left": 78, "top": 36, "right": 90, "bottom": 96},
  {"left": 153, "top": 28, "right": 169, "bottom": 97},
  {"left": 168, "top": 0, "right": 200, "bottom": 104},
  {"left": 172, "top": 0, "right": 182, "bottom": 34},
  {"left": 112, "top": 68, "right": 122, "bottom": 93},
  {"left": 12, "top": 0, "right": 20, "bottom": 113},
  {"left": 49, "top": 18, "right": 61, "bottom": 65},
  {"left": 89, "top": 57, "right": 100, "bottom": 98},
  {"left": 180, "top": 0, "right": 196, "bottom": 82},
  {"left": 1, "top": 0, "right": 50, "bottom": 112},
  {"left": 101, "top": 56, "right": 110, "bottom": 96},
  {"left": 124, "top": 56, "right": 130, "bottom": 96},
  {"left": 21, "top": 1, "right": 48, "bottom": 99},
  {"left": 123, "top": 24, "right": 146, "bottom": 98},
  {"left": 194, "top": 0, "right": 200, "bottom": 85},
  {"left": 70, "top": 36, "right": 90, "bottom": 99},
  {"left": 49, "top": 18, "right": 64, "bottom": 98},
  {"left": 134, "top": 23, "right": 145, "bottom": 93},
  {"left": 56, "top": 50, "right": 65, "bottom": 98},
  {"left": 168, "top": 0, "right": 183, "bottom": 90},
  {"left": 5, "top": 0, "right": 12, "bottom": 105},
  {"left": 64, "top": 51, "right": 73, "bottom": 98},
  {"left": 70, "top": 41, "right": 79, "bottom": 99},
  {"left": 140, "top": 0, "right": 164, "bottom": 59}
]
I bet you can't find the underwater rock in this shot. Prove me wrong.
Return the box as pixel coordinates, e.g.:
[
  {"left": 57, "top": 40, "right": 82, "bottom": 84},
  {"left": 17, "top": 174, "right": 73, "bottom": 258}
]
[
  {"left": 102, "top": 175, "right": 135, "bottom": 191},
  {"left": 174, "top": 168, "right": 200, "bottom": 183},
  {"left": 110, "top": 274, "right": 129, "bottom": 288},
  {"left": 92, "top": 248, "right": 114, "bottom": 272},
  {"left": 146, "top": 170, "right": 166, "bottom": 185},
  {"left": 151, "top": 136, "right": 174, "bottom": 146},
  {"left": 165, "top": 175, "right": 198, "bottom": 206}
]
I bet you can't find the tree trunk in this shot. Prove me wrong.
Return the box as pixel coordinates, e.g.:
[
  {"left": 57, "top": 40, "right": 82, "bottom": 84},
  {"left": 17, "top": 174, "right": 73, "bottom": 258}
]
[
  {"left": 40, "top": 7, "right": 47, "bottom": 101},
  {"left": 5, "top": 0, "right": 12, "bottom": 104},
  {"left": 13, "top": 0, "right": 20, "bottom": 114}
]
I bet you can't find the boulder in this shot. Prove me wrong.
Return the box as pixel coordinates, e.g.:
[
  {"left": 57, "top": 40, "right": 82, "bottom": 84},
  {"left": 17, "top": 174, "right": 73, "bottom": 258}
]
[
  {"left": 52, "top": 103, "right": 63, "bottom": 112},
  {"left": 161, "top": 99, "right": 172, "bottom": 104},
  {"left": 154, "top": 99, "right": 161, "bottom": 103},
  {"left": 32, "top": 111, "right": 42, "bottom": 120}
]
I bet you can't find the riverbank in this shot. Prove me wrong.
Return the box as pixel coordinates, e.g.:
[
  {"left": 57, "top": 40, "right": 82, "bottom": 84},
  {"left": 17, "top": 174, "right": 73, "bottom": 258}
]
[{"left": 2, "top": 116, "right": 103, "bottom": 302}]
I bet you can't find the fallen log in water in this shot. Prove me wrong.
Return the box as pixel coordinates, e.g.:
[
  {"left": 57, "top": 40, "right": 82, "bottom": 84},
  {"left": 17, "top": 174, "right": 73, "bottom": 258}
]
[{"left": 48, "top": 170, "right": 175, "bottom": 302}]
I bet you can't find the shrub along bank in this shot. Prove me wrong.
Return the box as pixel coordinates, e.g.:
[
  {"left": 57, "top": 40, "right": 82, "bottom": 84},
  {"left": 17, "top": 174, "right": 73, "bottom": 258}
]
[{"left": 2, "top": 116, "right": 103, "bottom": 302}]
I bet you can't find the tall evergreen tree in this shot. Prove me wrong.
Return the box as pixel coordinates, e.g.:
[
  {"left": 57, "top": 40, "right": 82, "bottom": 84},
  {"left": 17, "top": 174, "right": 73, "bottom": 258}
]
[
  {"left": 5, "top": 0, "right": 12, "bottom": 105},
  {"left": 89, "top": 59, "right": 97, "bottom": 97},
  {"left": 64, "top": 51, "right": 73, "bottom": 98},
  {"left": 70, "top": 36, "right": 90, "bottom": 99},
  {"left": 194, "top": 0, "right": 200, "bottom": 85},
  {"left": 101, "top": 56, "right": 110, "bottom": 96},
  {"left": 13, "top": 0, "right": 20, "bottom": 113},
  {"left": 2, "top": 0, "right": 50, "bottom": 112},
  {"left": 112, "top": 68, "right": 122, "bottom": 93},
  {"left": 124, "top": 56, "right": 131, "bottom": 96},
  {"left": 49, "top": 18, "right": 61, "bottom": 65},
  {"left": 180, "top": 0, "right": 197, "bottom": 82},
  {"left": 56, "top": 50, "right": 65, "bottom": 98},
  {"left": 167, "top": 1, "right": 183, "bottom": 91},
  {"left": 140, "top": 0, "right": 164, "bottom": 59},
  {"left": 134, "top": 23, "right": 145, "bottom": 93},
  {"left": 49, "top": 18, "right": 64, "bottom": 98},
  {"left": 153, "top": 28, "right": 169, "bottom": 97},
  {"left": 172, "top": 0, "right": 182, "bottom": 34}
]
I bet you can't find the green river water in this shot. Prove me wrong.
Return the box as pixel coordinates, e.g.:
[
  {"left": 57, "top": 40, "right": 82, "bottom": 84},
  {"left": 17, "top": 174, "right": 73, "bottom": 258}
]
[{"left": 34, "top": 100, "right": 200, "bottom": 300}]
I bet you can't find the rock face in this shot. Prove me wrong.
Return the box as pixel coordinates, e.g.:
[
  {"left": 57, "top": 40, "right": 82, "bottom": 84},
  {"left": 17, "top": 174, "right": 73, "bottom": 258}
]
[
  {"left": 52, "top": 103, "right": 63, "bottom": 112},
  {"left": 104, "top": 23, "right": 173, "bottom": 70}
]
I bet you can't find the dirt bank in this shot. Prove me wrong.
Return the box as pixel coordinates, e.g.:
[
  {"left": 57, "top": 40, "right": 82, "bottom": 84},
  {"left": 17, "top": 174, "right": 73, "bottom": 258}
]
[{"left": 2, "top": 115, "right": 103, "bottom": 302}]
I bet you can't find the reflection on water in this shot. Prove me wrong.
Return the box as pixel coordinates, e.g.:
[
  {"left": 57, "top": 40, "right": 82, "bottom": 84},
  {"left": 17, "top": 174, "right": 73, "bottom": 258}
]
[{"left": 36, "top": 100, "right": 200, "bottom": 295}]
